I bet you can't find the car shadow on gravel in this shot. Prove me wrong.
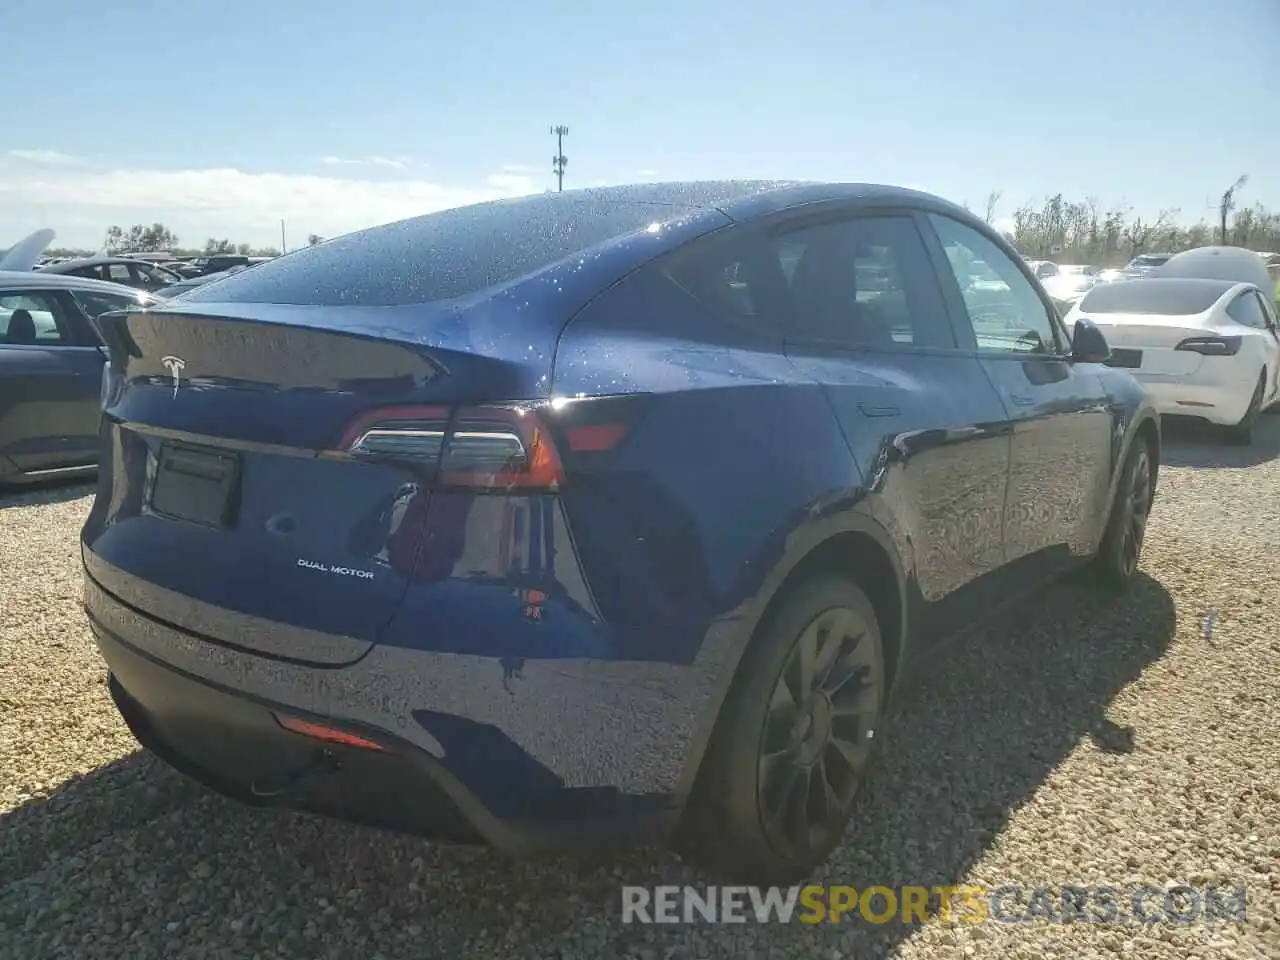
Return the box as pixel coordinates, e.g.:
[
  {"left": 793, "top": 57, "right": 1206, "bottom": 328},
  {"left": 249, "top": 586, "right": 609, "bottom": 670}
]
[
  {"left": 0, "top": 573, "right": 1175, "bottom": 960},
  {"left": 0, "top": 476, "right": 95, "bottom": 510},
  {"left": 1159, "top": 413, "right": 1280, "bottom": 469}
]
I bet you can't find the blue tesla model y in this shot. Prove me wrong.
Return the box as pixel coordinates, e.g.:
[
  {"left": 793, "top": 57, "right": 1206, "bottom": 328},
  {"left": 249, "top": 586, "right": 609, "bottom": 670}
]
[{"left": 82, "top": 181, "right": 1159, "bottom": 882}]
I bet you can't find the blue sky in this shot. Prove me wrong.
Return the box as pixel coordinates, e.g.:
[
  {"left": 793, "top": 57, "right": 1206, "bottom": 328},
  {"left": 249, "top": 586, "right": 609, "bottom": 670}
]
[{"left": 1, "top": 0, "right": 1275, "bottom": 249}]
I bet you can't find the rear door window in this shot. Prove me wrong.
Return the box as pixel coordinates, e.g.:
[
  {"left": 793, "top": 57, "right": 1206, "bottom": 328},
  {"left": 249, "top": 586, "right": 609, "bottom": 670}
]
[
  {"left": 133, "top": 263, "right": 175, "bottom": 290},
  {"left": 772, "top": 215, "right": 956, "bottom": 350}
]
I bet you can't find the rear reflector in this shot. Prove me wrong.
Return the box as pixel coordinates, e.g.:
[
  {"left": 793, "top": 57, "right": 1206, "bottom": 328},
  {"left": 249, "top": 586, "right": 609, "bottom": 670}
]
[
  {"left": 565, "top": 422, "right": 629, "bottom": 452},
  {"left": 274, "top": 714, "right": 388, "bottom": 752}
]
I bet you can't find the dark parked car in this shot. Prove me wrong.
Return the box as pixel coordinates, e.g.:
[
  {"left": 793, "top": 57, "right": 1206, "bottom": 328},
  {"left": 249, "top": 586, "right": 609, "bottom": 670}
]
[
  {"left": 187, "top": 254, "right": 252, "bottom": 276},
  {"left": 153, "top": 268, "right": 246, "bottom": 298},
  {"left": 1122, "top": 252, "right": 1173, "bottom": 279},
  {"left": 39, "top": 255, "right": 183, "bottom": 295},
  {"left": 0, "top": 272, "right": 155, "bottom": 483},
  {"left": 82, "top": 182, "right": 1159, "bottom": 883}
]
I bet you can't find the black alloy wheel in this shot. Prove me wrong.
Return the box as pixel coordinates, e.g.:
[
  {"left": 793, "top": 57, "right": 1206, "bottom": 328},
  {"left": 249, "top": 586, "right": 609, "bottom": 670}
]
[
  {"left": 678, "top": 575, "right": 887, "bottom": 884},
  {"left": 757, "top": 602, "right": 883, "bottom": 859},
  {"left": 1117, "top": 442, "right": 1153, "bottom": 580}
]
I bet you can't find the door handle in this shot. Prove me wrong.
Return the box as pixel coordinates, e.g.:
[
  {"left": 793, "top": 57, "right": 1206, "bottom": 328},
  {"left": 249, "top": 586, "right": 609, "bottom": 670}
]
[{"left": 1009, "top": 394, "right": 1036, "bottom": 407}]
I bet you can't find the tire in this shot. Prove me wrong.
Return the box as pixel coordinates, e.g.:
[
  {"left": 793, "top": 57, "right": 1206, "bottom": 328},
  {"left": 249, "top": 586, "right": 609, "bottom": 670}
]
[
  {"left": 1091, "top": 437, "right": 1155, "bottom": 590},
  {"left": 677, "top": 574, "right": 886, "bottom": 884},
  {"left": 1225, "top": 373, "right": 1266, "bottom": 445}
]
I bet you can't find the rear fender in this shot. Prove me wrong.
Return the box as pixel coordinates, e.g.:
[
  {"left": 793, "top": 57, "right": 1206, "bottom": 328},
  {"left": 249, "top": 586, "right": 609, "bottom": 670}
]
[
  {"left": 1099, "top": 403, "right": 1161, "bottom": 545},
  {"left": 675, "top": 502, "right": 908, "bottom": 799}
]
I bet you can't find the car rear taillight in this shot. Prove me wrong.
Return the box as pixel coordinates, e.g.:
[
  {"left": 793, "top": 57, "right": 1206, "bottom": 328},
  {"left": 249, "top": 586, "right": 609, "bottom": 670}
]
[
  {"left": 444, "top": 405, "right": 564, "bottom": 489},
  {"left": 339, "top": 404, "right": 452, "bottom": 463},
  {"left": 336, "top": 395, "right": 648, "bottom": 490},
  {"left": 1174, "top": 335, "right": 1242, "bottom": 357}
]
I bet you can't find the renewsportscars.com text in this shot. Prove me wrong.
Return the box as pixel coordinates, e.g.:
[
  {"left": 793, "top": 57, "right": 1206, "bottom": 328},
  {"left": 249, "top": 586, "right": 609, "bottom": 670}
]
[{"left": 621, "top": 885, "right": 1248, "bottom": 926}]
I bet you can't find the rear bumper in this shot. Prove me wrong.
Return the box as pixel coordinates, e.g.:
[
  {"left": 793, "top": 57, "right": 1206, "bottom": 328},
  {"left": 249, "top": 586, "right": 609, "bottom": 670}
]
[
  {"left": 1131, "top": 375, "right": 1254, "bottom": 426},
  {"left": 84, "top": 563, "right": 741, "bottom": 853},
  {"left": 96, "top": 625, "right": 678, "bottom": 852}
]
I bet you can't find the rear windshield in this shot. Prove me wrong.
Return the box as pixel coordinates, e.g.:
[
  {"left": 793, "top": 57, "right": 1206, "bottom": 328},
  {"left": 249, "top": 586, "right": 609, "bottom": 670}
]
[
  {"left": 1078, "top": 281, "right": 1229, "bottom": 315},
  {"left": 181, "top": 194, "right": 703, "bottom": 307},
  {"left": 1129, "top": 254, "right": 1170, "bottom": 267}
]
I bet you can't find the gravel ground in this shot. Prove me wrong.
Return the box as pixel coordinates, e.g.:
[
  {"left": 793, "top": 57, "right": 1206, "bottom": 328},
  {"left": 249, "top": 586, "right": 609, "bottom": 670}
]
[{"left": 2, "top": 418, "right": 1278, "bottom": 960}]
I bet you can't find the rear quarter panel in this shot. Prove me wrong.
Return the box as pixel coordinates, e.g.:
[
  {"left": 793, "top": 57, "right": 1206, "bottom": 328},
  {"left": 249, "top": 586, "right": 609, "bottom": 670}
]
[
  {"left": 550, "top": 260, "right": 866, "bottom": 652},
  {"left": 1094, "top": 365, "right": 1161, "bottom": 509}
]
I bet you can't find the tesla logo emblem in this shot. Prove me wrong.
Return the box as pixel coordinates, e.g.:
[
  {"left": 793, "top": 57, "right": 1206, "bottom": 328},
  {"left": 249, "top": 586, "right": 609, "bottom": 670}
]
[{"left": 161, "top": 355, "right": 185, "bottom": 398}]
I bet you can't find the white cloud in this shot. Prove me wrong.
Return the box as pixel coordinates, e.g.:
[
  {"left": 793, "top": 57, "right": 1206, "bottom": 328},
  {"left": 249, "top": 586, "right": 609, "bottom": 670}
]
[
  {"left": 7, "top": 149, "right": 84, "bottom": 166},
  {"left": 0, "top": 154, "right": 537, "bottom": 249},
  {"left": 636, "top": 168, "right": 659, "bottom": 177},
  {"left": 319, "top": 155, "right": 409, "bottom": 170},
  {"left": 501, "top": 163, "right": 532, "bottom": 173},
  {"left": 485, "top": 173, "right": 537, "bottom": 192}
]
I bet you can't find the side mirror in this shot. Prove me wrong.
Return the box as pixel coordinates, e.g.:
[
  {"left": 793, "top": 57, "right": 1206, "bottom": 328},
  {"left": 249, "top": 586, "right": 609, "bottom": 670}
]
[{"left": 1071, "top": 317, "right": 1112, "bottom": 364}]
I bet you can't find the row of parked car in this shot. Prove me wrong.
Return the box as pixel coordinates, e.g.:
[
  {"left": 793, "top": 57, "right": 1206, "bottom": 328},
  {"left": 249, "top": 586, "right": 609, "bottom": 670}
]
[
  {"left": 30, "top": 252, "right": 273, "bottom": 299},
  {"left": 1015, "top": 250, "right": 1280, "bottom": 312},
  {"left": 1023, "top": 247, "right": 1280, "bottom": 443}
]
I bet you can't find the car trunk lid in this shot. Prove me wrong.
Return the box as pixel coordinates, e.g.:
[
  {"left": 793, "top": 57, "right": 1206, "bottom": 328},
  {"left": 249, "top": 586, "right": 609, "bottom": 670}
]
[
  {"left": 84, "top": 299, "right": 561, "bottom": 665},
  {"left": 1081, "top": 312, "right": 1208, "bottom": 375}
]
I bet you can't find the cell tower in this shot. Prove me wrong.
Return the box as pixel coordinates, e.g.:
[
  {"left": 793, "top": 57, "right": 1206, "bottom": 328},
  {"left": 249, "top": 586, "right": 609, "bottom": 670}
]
[{"left": 550, "top": 125, "right": 568, "bottom": 192}]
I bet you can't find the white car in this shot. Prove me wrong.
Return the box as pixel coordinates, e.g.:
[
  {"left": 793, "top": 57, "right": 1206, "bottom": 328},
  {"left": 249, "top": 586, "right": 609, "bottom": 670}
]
[
  {"left": 1041, "top": 264, "right": 1100, "bottom": 304},
  {"left": 1025, "top": 259, "right": 1059, "bottom": 281},
  {"left": 1064, "top": 277, "right": 1280, "bottom": 444},
  {"left": 1158, "top": 245, "right": 1273, "bottom": 290}
]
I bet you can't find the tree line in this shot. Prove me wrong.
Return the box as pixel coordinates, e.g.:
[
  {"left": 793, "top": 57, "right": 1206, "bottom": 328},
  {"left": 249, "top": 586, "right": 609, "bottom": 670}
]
[
  {"left": 976, "top": 175, "right": 1277, "bottom": 266},
  {"left": 43, "top": 223, "right": 286, "bottom": 259}
]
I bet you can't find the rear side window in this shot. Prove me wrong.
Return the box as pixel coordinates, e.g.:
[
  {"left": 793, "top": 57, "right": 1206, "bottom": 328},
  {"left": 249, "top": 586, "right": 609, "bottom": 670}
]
[
  {"left": 1078, "top": 281, "right": 1228, "bottom": 316},
  {"left": 664, "top": 230, "right": 787, "bottom": 337},
  {"left": 775, "top": 215, "right": 955, "bottom": 349},
  {"left": 181, "top": 195, "right": 711, "bottom": 307},
  {"left": 0, "top": 291, "right": 73, "bottom": 344},
  {"left": 1226, "top": 291, "right": 1267, "bottom": 329}
]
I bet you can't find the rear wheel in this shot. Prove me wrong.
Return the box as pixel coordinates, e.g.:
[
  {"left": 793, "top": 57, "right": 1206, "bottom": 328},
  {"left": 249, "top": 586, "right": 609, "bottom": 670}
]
[
  {"left": 1225, "top": 373, "right": 1266, "bottom": 445},
  {"left": 1091, "top": 438, "right": 1154, "bottom": 590},
  {"left": 678, "top": 574, "right": 885, "bottom": 884}
]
